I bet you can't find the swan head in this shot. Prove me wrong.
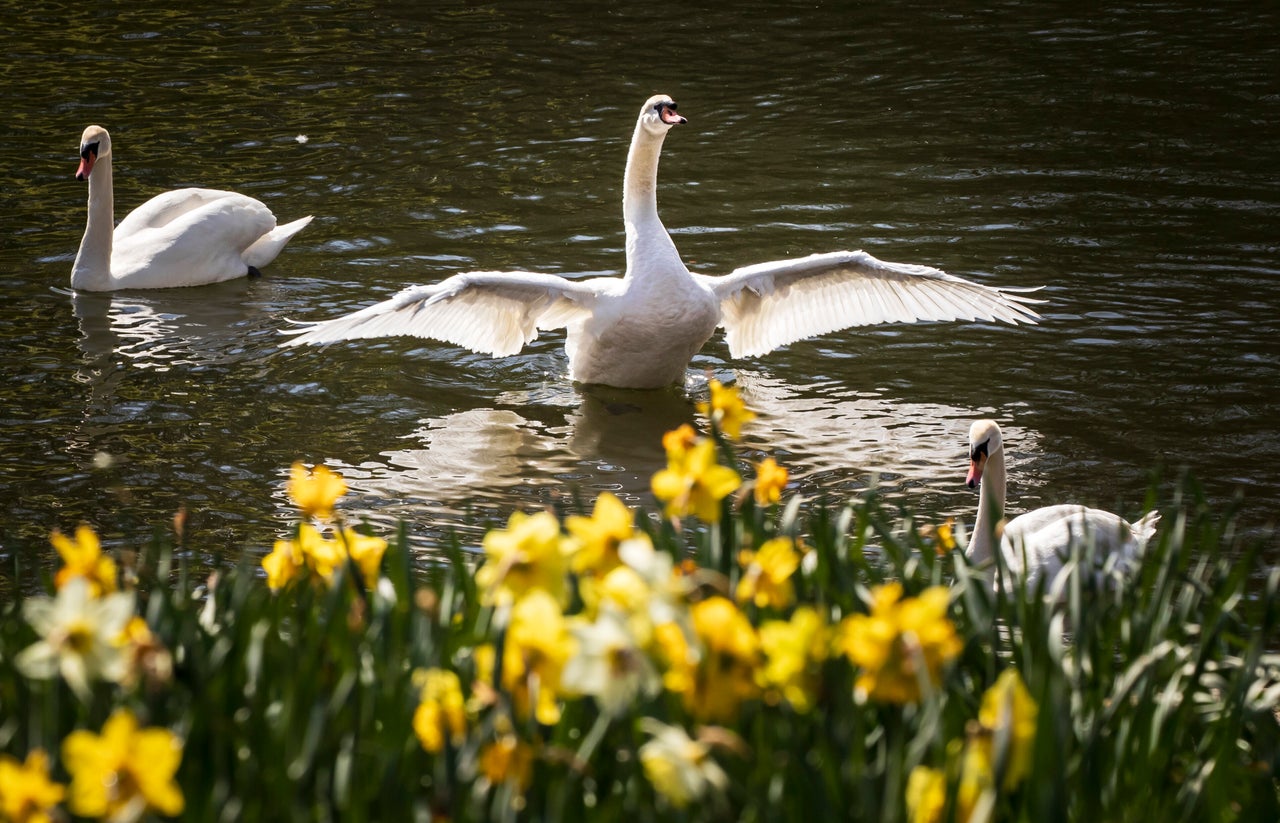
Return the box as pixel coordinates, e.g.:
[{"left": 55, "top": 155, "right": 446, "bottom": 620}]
[
  {"left": 966, "top": 419, "right": 1004, "bottom": 489},
  {"left": 76, "top": 125, "right": 111, "bottom": 181},
  {"left": 637, "top": 94, "right": 687, "bottom": 136}
]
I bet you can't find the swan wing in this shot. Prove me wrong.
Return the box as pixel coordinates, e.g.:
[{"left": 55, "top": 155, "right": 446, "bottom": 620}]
[
  {"left": 707, "top": 250, "right": 1044, "bottom": 358},
  {"left": 281, "top": 271, "right": 604, "bottom": 356},
  {"left": 114, "top": 188, "right": 262, "bottom": 238}
]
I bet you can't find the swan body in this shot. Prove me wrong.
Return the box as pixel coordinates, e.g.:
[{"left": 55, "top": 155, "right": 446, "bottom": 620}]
[
  {"left": 283, "top": 95, "right": 1043, "bottom": 388},
  {"left": 965, "top": 419, "right": 1160, "bottom": 595},
  {"left": 71, "top": 125, "right": 312, "bottom": 291}
]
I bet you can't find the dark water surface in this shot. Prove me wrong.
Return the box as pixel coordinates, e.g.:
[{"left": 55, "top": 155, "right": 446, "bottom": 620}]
[{"left": 2, "top": 1, "right": 1277, "bottom": 574}]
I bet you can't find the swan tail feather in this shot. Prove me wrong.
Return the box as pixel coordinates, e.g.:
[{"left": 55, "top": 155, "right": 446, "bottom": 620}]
[{"left": 243, "top": 215, "right": 314, "bottom": 268}]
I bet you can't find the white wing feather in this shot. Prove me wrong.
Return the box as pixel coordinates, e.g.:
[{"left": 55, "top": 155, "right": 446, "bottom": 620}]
[
  {"left": 708, "top": 250, "right": 1044, "bottom": 358},
  {"left": 281, "top": 271, "right": 602, "bottom": 357}
]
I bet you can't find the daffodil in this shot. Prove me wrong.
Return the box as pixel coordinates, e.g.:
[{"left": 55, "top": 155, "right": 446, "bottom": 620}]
[
  {"left": 116, "top": 616, "right": 173, "bottom": 692},
  {"left": 905, "top": 765, "right": 947, "bottom": 823},
  {"left": 736, "top": 536, "right": 803, "bottom": 610},
  {"left": 477, "top": 510, "right": 572, "bottom": 606},
  {"left": 51, "top": 524, "right": 117, "bottom": 596},
  {"left": 651, "top": 436, "right": 741, "bottom": 523},
  {"left": 478, "top": 732, "right": 533, "bottom": 792},
  {"left": 412, "top": 668, "right": 467, "bottom": 753},
  {"left": 339, "top": 527, "right": 388, "bottom": 585},
  {"left": 638, "top": 719, "right": 728, "bottom": 809},
  {"left": 977, "top": 668, "right": 1038, "bottom": 790},
  {"left": 262, "top": 532, "right": 304, "bottom": 591},
  {"left": 501, "top": 590, "right": 575, "bottom": 725},
  {"left": 696, "top": 379, "right": 756, "bottom": 440},
  {"left": 565, "top": 491, "right": 636, "bottom": 576},
  {"left": 286, "top": 461, "right": 347, "bottom": 520},
  {"left": 62, "top": 709, "right": 184, "bottom": 820},
  {"left": 16, "top": 578, "right": 132, "bottom": 701},
  {"left": 683, "top": 596, "right": 759, "bottom": 721},
  {"left": 835, "top": 582, "right": 962, "bottom": 704},
  {"left": 0, "top": 749, "right": 65, "bottom": 823},
  {"left": 562, "top": 607, "right": 661, "bottom": 717},
  {"left": 752, "top": 456, "right": 789, "bottom": 506},
  {"left": 757, "top": 606, "right": 827, "bottom": 712}
]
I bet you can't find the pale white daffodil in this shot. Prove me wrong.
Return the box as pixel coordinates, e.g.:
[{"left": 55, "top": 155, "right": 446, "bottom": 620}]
[
  {"left": 562, "top": 607, "right": 660, "bottom": 717},
  {"left": 16, "top": 577, "right": 133, "bottom": 701},
  {"left": 638, "top": 719, "right": 729, "bottom": 809}
]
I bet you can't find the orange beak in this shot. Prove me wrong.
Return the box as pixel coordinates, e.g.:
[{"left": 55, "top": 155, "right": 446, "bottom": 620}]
[
  {"left": 76, "top": 153, "right": 95, "bottom": 181},
  {"left": 966, "top": 451, "right": 987, "bottom": 489}
]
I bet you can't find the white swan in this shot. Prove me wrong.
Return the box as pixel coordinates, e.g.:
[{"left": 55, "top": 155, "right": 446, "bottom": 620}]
[
  {"left": 283, "top": 95, "right": 1042, "bottom": 388},
  {"left": 71, "top": 125, "right": 313, "bottom": 291},
  {"left": 965, "top": 418, "right": 1160, "bottom": 595}
]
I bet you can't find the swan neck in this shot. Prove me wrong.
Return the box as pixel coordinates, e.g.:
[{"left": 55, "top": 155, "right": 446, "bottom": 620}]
[
  {"left": 969, "top": 448, "right": 1007, "bottom": 563},
  {"left": 72, "top": 155, "right": 115, "bottom": 290},
  {"left": 623, "top": 122, "right": 665, "bottom": 225}
]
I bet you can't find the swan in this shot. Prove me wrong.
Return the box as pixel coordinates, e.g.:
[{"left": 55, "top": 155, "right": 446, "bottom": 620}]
[
  {"left": 965, "top": 418, "right": 1160, "bottom": 595},
  {"left": 71, "top": 125, "right": 313, "bottom": 291},
  {"left": 283, "top": 95, "right": 1043, "bottom": 388}
]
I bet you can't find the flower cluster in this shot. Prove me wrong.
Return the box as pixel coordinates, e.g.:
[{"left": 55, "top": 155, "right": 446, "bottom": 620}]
[
  {"left": 261, "top": 462, "right": 388, "bottom": 591},
  {"left": 6, "top": 525, "right": 184, "bottom": 821}
]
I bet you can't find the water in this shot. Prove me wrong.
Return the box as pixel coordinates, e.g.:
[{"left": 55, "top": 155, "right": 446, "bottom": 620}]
[{"left": 2, "top": 1, "right": 1277, "bottom": 575}]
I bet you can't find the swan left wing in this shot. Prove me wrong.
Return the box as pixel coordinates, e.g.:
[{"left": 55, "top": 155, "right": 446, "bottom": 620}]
[
  {"left": 705, "top": 250, "right": 1044, "bottom": 358},
  {"left": 281, "top": 271, "right": 603, "bottom": 356}
]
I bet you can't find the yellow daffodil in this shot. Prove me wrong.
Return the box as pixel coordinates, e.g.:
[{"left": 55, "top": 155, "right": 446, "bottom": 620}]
[
  {"left": 501, "top": 590, "right": 575, "bottom": 725},
  {"left": 286, "top": 461, "right": 347, "bottom": 520},
  {"left": 565, "top": 491, "right": 636, "bottom": 576},
  {"left": 477, "top": 510, "right": 572, "bottom": 606},
  {"left": 115, "top": 616, "right": 174, "bottom": 692},
  {"left": 0, "top": 749, "right": 65, "bottom": 823},
  {"left": 16, "top": 578, "right": 132, "bottom": 702},
  {"left": 835, "top": 582, "right": 962, "bottom": 704},
  {"left": 696, "top": 379, "right": 756, "bottom": 440},
  {"left": 51, "top": 524, "right": 117, "bottom": 596},
  {"left": 977, "top": 668, "right": 1038, "bottom": 790},
  {"left": 752, "top": 457, "right": 789, "bottom": 506},
  {"left": 653, "top": 619, "right": 698, "bottom": 695},
  {"left": 339, "top": 527, "right": 388, "bottom": 585},
  {"left": 478, "top": 732, "right": 533, "bottom": 792},
  {"left": 757, "top": 606, "right": 827, "bottom": 712},
  {"left": 412, "top": 668, "right": 467, "bottom": 753},
  {"left": 684, "top": 596, "right": 759, "bottom": 721},
  {"left": 652, "top": 436, "right": 741, "bottom": 523},
  {"left": 638, "top": 719, "right": 728, "bottom": 809},
  {"left": 662, "top": 423, "right": 698, "bottom": 457},
  {"left": 905, "top": 765, "right": 947, "bottom": 823},
  {"left": 262, "top": 533, "right": 304, "bottom": 591},
  {"left": 562, "top": 607, "right": 661, "bottom": 717},
  {"left": 736, "top": 536, "right": 803, "bottom": 610},
  {"left": 62, "top": 709, "right": 184, "bottom": 820}
]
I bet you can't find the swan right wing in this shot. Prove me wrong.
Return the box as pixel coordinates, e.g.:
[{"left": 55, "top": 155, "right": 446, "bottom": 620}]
[
  {"left": 281, "top": 271, "right": 603, "bottom": 357},
  {"left": 708, "top": 250, "right": 1044, "bottom": 358},
  {"left": 114, "top": 188, "right": 254, "bottom": 238}
]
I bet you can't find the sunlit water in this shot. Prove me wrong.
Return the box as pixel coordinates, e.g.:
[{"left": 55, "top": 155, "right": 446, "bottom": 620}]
[{"left": 2, "top": 1, "right": 1276, "bottom": 580}]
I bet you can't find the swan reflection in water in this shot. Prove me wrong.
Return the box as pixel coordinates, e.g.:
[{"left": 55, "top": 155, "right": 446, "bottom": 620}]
[{"left": 326, "top": 370, "right": 1044, "bottom": 551}]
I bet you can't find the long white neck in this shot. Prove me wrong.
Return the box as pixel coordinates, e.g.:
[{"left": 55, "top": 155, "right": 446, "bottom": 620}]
[
  {"left": 621, "top": 121, "right": 682, "bottom": 279},
  {"left": 71, "top": 155, "right": 115, "bottom": 291},
  {"left": 969, "top": 447, "right": 1007, "bottom": 564}
]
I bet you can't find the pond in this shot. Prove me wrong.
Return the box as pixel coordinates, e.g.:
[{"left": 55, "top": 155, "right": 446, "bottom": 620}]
[{"left": 2, "top": 0, "right": 1277, "bottom": 578}]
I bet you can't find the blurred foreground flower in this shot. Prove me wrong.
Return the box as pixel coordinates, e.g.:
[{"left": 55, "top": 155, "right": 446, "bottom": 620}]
[
  {"left": 652, "top": 434, "right": 741, "bottom": 523},
  {"left": 736, "top": 536, "right": 803, "bottom": 610},
  {"left": 262, "top": 523, "right": 387, "bottom": 592},
  {"left": 412, "top": 668, "right": 467, "bottom": 754},
  {"left": 51, "top": 524, "right": 117, "bottom": 596},
  {"left": 757, "top": 605, "right": 827, "bottom": 712},
  {"left": 495, "top": 590, "right": 575, "bottom": 725},
  {"left": 62, "top": 709, "right": 184, "bottom": 820},
  {"left": 286, "top": 461, "right": 347, "bottom": 520},
  {"left": 477, "top": 510, "right": 572, "bottom": 606},
  {"left": 565, "top": 491, "right": 636, "bottom": 576},
  {"left": 478, "top": 732, "right": 533, "bottom": 793},
  {"left": 696, "top": 379, "right": 756, "bottom": 440},
  {"left": 836, "top": 582, "right": 961, "bottom": 704},
  {"left": 16, "top": 578, "right": 132, "bottom": 701},
  {"left": 0, "top": 749, "right": 65, "bottom": 823},
  {"left": 681, "top": 596, "right": 759, "bottom": 721},
  {"left": 752, "top": 456, "right": 790, "bottom": 506},
  {"left": 977, "top": 668, "right": 1038, "bottom": 790},
  {"left": 562, "top": 607, "right": 660, "bottom": 717},
  {"left": 639, "top": 719, "right": 728, "bottom": 809},
  {"left": 116, "top": 616, "right": 174, "bottom": 692}
]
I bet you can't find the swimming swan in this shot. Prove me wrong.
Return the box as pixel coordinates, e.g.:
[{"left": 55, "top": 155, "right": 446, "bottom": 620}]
[
  {"left": 71, "top": 125, "right": 312, "bottom": 291},
  {"left": 965, "top": 418, "right": 1160, "bottom": 594},
  {"left": 283, "top": 95, "right": 1042, "bottom": 388}
]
